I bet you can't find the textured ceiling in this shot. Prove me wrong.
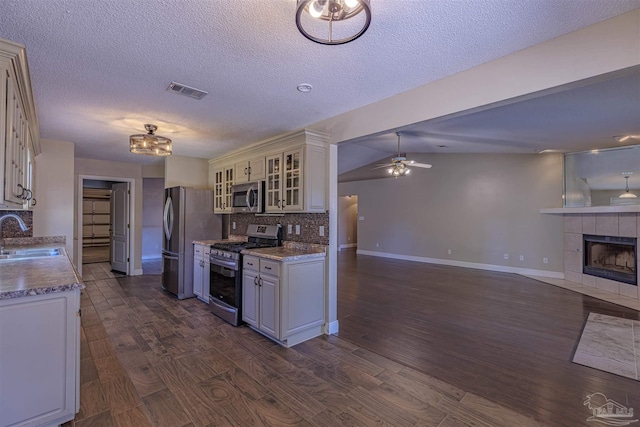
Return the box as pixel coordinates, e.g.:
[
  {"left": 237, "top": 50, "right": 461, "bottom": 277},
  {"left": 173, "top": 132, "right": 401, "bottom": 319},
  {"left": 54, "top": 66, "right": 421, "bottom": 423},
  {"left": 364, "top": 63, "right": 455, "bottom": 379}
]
[{"left": 0, "top": 0, "right": 638, "bottom": 166}]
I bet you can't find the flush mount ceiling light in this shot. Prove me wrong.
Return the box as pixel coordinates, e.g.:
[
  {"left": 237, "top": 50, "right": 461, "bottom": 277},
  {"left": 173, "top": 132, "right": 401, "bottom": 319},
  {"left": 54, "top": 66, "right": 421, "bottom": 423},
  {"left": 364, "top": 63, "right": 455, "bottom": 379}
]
[
  {"left": 620, "top": 174, "right": 637, "bottom": 198},
  {"left": 296, "top": 0, "right": 371, "bottom": 45},
  {"left": 129, "top": 124, "right": 172, "bottom": 156},
  {"left": 297, "top": 83, "right": 313, "bottom": 92}
]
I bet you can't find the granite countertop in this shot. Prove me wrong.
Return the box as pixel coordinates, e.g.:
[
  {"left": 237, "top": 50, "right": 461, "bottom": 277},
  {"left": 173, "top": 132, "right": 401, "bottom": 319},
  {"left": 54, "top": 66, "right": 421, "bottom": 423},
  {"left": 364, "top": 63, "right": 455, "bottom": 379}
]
[
  {"left": 193, "top": 235, "right": 248, "bottom": 246},
  {"left": 0, "top": 238, "right": 84, "bottom": 300},
  {"left": 242, "top": 242, "right": 326, "bottom": 262}
]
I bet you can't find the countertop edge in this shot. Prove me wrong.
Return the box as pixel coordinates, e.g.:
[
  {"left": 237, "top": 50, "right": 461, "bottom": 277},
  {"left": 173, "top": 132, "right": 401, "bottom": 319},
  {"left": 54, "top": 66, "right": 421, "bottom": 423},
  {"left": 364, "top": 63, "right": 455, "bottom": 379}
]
[
  {"left": 241, "top": 248, "right": 326, "bottom": 262},
  {"left": 0, "top": 282, "right": 85, "bottom": 301}
]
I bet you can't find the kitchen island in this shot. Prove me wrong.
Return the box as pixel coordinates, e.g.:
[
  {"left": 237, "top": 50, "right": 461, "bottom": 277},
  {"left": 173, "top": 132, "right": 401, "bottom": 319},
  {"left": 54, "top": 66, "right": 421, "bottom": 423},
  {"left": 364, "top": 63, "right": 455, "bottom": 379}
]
[{"left": 0, "top": 237, "right": 83, "bottom": 427}]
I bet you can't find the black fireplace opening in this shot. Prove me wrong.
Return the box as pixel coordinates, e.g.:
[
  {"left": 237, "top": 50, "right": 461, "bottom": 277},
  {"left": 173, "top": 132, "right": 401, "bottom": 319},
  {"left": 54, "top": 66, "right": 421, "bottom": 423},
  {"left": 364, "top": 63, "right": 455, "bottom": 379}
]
[{"left": 583, "top": 234, "right": 637, "bottom": 286}]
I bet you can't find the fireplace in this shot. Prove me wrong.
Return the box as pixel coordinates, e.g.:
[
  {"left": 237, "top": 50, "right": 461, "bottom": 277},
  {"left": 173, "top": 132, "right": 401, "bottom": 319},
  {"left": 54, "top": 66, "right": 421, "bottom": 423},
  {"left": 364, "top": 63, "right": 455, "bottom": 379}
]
[{"left": 583, "top": 235, "right": 637, "bottom": 286}]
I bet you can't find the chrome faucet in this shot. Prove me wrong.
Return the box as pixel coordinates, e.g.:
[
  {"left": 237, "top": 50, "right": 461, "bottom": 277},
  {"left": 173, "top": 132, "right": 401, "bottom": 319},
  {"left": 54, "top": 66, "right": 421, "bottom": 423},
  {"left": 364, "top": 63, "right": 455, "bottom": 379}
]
[{"left": 0, "top": 214, "right": 29, "bottom": 254}]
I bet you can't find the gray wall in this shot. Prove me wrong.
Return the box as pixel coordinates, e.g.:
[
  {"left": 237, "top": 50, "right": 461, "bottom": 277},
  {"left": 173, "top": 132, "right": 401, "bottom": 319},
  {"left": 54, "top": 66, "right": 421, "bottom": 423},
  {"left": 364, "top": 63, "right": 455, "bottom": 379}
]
[
  {"left": 338, "top": 196, "right": 358, "bottom": 248},
  {"left": 142, "top": 178, "right": 164, "bottom": 259},
  {"left": 339, "top": 153, "right": 564, "bottom": 273}
]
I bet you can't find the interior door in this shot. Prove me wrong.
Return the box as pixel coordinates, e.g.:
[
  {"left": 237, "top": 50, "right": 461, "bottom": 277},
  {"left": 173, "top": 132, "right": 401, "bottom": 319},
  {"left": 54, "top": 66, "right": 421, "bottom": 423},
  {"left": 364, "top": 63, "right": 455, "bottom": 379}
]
[{"left": 110, "top": 182, "right": 129, "bottom": 273}]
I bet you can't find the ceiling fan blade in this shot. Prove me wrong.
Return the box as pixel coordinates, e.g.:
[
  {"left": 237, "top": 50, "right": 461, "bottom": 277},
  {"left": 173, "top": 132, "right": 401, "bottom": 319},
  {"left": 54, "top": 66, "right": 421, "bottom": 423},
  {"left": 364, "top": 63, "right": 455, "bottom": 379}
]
[
  {"left": 407, "top": 160, "right": 432, "bottom": 168},
  {"left": 372, "top": 163, "right": 393, "bottom": 170}
]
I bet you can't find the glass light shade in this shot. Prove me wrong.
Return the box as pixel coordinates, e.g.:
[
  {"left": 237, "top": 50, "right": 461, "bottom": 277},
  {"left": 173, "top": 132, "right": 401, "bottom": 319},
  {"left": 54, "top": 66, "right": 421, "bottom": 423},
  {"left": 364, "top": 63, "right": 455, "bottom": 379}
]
[
  {"left": 130, "top": 124, "right": 172, "bottom": 156},
  {"left": 296, "top": 0, "right": 371, "bottom": 45},
  {"left": 619, "top": 176, "right": 637, "bottom": 198}
]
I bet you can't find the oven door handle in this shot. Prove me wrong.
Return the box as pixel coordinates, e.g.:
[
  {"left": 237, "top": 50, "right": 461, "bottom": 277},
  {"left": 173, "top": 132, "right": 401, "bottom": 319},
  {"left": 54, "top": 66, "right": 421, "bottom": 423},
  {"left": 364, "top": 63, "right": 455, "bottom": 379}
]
[
  {"left": 210, "top": 299, "right": 235, "bottom": 313},
  {"left": 210, "top": 257, "right": 237, "bottom": 270}
]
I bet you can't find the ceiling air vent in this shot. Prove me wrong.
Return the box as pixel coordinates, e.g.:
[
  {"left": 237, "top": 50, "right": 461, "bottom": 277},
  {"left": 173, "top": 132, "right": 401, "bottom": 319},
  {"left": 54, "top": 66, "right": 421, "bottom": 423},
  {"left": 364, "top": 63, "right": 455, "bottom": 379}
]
[{"left": 166, "top": 82, "right": 208, "bottom": 100}]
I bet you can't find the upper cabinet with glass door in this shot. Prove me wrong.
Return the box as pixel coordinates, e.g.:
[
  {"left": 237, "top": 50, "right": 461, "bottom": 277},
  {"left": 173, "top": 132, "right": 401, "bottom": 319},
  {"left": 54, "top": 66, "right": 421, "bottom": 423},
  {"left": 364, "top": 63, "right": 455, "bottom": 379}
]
[
  {"left": 0, "top": 38, "right": 40, "bottom": 210},
  {"left": 213, "top": 164, "right": 234, "bottom": 213},
  {"left": 211, "top": 130, "right": 328, "bottom": 214}
]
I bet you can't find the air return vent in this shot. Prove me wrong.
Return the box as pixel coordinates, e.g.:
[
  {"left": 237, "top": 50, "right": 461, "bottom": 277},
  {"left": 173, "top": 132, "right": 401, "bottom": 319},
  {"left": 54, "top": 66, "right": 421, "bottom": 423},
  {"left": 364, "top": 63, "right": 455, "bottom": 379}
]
[{"left": 166, "top": 82, "right": 208, "bottom": 100}]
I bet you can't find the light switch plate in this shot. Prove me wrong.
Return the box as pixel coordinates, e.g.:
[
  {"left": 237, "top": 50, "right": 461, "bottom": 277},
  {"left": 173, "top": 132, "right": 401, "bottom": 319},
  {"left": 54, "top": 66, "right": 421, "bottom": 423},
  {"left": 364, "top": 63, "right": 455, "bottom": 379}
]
[
  {"left": 295, "top": 225, "right": 300, "bottom": 235},
  {"left": 287, "top": 224, "right": 293, "bottom": 234},
  {"left": 319, "top": 226, "right": 325, "bottom": 236},
  {"left": 232, "top": 221, "right": 236, "bottom": 230}
]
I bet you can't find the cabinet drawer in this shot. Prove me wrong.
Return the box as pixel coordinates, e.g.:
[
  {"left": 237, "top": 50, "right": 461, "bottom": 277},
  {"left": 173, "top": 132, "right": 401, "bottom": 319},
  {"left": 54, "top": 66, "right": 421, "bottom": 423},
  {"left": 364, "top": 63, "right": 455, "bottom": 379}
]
[
  {"left": 260, "top": 259, "right": 280, "bottom": 277},
  {"left": 194, "top": 245, "right": 204, "bottom": 256},
  {"left": 203, "top": 246, "right": 211, "bottom": 256},
  {"left": 243, "top": 256, "right": 259, "bottom": 271}
]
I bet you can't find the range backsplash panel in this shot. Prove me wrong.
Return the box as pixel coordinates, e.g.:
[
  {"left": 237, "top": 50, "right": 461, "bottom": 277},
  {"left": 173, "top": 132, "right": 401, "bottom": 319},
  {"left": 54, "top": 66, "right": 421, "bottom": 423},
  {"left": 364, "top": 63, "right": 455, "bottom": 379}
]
[
  {"left": 0, "top": 210, "right": 33, "bottom": 239},
  {"left": 230, "top": 213, "right": 328, "bottom": 245}
]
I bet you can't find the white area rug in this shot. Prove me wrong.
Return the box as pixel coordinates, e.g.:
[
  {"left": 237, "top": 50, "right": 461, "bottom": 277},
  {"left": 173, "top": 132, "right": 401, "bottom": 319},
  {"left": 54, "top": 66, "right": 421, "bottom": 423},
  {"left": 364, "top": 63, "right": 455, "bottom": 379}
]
[{"left": 573, "top": 313, "right": 640, "bottom": 381}]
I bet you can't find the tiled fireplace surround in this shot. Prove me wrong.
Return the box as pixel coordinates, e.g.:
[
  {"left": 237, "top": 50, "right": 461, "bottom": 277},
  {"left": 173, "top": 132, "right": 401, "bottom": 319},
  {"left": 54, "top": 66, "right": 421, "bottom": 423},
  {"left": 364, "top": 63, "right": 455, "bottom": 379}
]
[{"left": 564, "top": 213, "right": 639, "bottom": 300}]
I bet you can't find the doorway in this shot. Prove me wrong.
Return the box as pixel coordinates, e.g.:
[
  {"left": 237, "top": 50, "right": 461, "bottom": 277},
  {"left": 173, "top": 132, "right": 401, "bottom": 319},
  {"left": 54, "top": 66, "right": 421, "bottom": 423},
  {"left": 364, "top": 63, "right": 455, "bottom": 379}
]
[
  {"left": 77, "top": 175, "right": 135, "bottom": 277},
  {"left": 338, "top": 195, "right": 358, "bottom": 251}
]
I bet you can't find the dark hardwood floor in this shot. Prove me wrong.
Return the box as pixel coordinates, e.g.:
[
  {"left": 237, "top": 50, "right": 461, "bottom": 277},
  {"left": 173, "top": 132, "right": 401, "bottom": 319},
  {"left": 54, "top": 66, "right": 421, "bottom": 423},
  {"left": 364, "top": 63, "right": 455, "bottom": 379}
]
[
  {"left": 337, "top": 249, "right": 640, "bottom": 427},
  {"left": 69, "top": 253, "right": 640, "bottom": 427},
  {"left": 71, "top": 263, "right": 548, "bottom": 427}
]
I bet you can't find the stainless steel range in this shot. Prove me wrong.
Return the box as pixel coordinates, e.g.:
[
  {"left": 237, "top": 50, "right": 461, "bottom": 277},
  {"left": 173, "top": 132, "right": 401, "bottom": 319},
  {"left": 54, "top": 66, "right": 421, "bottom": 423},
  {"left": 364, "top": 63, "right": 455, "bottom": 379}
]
[{"left": 209, "top": 224, "right": 281, "bottom": 325}]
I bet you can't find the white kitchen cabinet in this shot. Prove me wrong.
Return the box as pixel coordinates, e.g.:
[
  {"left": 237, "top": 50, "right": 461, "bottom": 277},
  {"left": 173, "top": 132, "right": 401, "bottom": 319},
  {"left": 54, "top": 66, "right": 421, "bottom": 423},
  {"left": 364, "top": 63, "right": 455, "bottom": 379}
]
[
  {"left": 0, "top": 289, "right": 80, "bottom": 427},
  {"left": 213, "top": 165, "right": 234, "bottom": 213},
  {"left": 265, "top": 144, "right": 326, "bottom": 213},
  {"left": 0, "top": 38, "right": 39, "bottom": 210},
  {"left": 193, "top": 244, "right": 210, "bottom": 303},
  {"left": 211, "top": 130, "right": 328, "bottom": 213},
  {"left": 242, "top": 254, "right": 325, "bottom": 347},
  {"left": 234, "top": 156, "right": 265, "bottom": 184}
]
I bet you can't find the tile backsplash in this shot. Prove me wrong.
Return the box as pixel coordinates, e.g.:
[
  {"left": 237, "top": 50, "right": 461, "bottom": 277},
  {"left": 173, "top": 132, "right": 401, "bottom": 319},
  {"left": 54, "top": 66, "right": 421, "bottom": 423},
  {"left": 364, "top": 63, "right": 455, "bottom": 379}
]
[
  {"left": 230, "top": 212, "right": 329, "bottom": 245},
  {"left": 0, "top": 210, "right": 33, "bottom": 239}
]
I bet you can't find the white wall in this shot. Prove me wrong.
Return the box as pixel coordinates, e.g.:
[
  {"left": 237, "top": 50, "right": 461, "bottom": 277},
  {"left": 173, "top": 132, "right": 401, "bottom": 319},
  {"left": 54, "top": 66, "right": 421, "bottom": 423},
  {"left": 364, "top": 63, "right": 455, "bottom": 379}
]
[
  {"left": 165, "top": 155, "right": 209, "bottom": 188},
  {"left": 339, "top": 153, "right": 565, "bottom": 274},
  {"left": 33, "top": 139, "right": 75, "bottom": 254},
  {"left": 74, "top": 158, "right": 143, "bottom": 272},
  {"left": 338, "top": 196, "right": 358, "bottom": 248},
  {"left": 142, "top": 178, "right": 164, "bottom": 259}
]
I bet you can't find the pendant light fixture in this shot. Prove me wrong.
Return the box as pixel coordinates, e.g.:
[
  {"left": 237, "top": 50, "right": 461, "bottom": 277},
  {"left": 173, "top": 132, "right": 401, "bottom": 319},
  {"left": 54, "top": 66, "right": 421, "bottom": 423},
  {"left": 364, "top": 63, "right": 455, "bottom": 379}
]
[
  {"left": 129, "top": 124, "right": 172, "bottom": 156},
  {"left": 620, "top": 175, "right": 637, "bottom": 198},
  {"left": 296, "top": 0, "right": 372, "bottom": 45}
]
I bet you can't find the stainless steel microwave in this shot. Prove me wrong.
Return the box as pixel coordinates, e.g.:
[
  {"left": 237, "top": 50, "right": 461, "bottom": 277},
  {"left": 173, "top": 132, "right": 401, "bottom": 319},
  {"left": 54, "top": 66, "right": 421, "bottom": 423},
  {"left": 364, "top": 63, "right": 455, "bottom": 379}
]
[{"left": 231, "top": 181, "right": 264, "bottom": 213}]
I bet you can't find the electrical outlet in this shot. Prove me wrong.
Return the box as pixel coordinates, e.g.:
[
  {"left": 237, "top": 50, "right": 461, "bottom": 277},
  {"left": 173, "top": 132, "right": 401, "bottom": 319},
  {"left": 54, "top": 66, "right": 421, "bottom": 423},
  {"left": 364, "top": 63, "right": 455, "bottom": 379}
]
[
  {"left": 376, "top": 243, "right": 379, "bottom": 248},
  {"left": 543, "top": 257, "right": 549, "bottom": 264},
  {"left": 504, "top": 254, "right": 509, "bottom": 260},
  {"left": 287, "top": 224, "right": 292, "bottom": 234},
  {"left": 319, "top": 226, "right": 325, "bottom": 237},
  {"left": 359, "top": 216, "right": 365, "bottom": 221},
  {"left": 232, "top": 221, "right": 236, "bottom": 230},
  {"left": 295, "top": 225, "right": 300, "bottom": 235},
  {"left": 519, "top": 255, "right": 524, "bottom": 261},
  {"left": 447, "top": 249, "right": 452, "bottom": 255}
]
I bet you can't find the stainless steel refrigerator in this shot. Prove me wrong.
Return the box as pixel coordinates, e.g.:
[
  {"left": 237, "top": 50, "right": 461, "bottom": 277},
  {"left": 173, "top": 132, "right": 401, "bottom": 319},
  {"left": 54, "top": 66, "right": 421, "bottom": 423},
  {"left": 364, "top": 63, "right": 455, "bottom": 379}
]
[{"left": 162, "top": 186, "right": 221, "bottom": 299}]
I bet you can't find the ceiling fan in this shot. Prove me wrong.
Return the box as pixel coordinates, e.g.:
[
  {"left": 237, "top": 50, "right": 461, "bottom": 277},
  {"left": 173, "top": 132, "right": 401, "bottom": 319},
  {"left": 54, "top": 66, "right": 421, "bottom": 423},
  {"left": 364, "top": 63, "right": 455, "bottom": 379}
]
[{"left": 375, "top": 132, "right": 432, "bottom": 177}]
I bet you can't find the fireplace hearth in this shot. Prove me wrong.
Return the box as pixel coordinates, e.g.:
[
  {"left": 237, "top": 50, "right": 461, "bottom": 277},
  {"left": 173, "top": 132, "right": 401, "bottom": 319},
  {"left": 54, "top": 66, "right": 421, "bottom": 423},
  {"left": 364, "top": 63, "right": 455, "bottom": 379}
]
[{"left": 583, "top": 235, "right": 637, "bottom": 286}]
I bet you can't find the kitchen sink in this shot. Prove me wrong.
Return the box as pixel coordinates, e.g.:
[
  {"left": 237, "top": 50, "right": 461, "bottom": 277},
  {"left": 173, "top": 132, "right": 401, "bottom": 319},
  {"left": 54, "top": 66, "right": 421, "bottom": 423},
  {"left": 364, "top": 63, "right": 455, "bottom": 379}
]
[{"left": 0, "top": 247, "right": 63, "bottom": 260}]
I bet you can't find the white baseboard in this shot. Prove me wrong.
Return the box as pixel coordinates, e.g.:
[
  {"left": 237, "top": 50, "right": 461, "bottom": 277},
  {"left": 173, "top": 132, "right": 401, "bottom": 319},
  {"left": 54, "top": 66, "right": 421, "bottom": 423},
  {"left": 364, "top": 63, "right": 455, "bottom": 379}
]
[
  {"left": 355, "top": 250, "right": 565, "bottom": 279},
  {"left": 339, "top": 243, "right": 357, "bottom": 251},
  {"left": 324, "top": 320, "right": 339, "bottom": 335},
  {"left": 133, "top": 268, "right": 144, "bottom": 276}
]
